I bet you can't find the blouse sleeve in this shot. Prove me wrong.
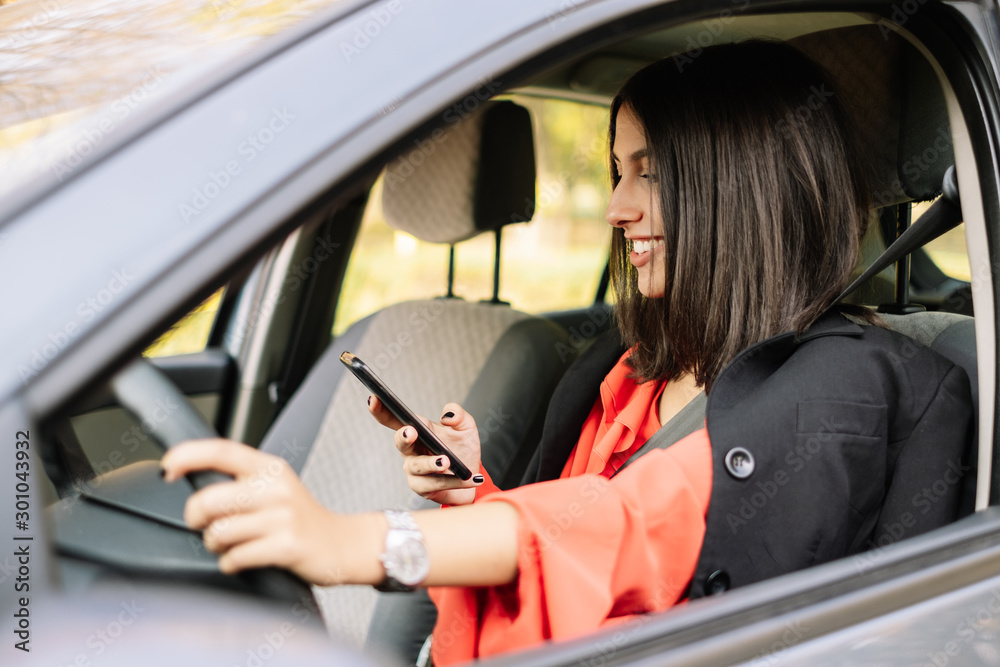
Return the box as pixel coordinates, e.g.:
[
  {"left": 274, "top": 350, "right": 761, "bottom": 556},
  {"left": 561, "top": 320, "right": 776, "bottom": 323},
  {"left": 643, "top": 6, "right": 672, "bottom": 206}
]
[{"left": 429, "top": 427, "right": 713, "bottom": 665}]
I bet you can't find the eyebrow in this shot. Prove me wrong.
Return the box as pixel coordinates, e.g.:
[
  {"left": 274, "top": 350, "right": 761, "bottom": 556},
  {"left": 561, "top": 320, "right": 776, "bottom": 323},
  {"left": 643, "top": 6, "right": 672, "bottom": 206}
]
[{"left": 611, "top": 147, "right": 649, "bottom": 163}]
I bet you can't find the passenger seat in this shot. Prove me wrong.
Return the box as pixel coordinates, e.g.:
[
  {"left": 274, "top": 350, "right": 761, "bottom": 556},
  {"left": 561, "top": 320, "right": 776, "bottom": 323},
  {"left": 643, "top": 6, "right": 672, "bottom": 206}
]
[{"left": 256, "top": 101, "right": 574, "bottom": 645}]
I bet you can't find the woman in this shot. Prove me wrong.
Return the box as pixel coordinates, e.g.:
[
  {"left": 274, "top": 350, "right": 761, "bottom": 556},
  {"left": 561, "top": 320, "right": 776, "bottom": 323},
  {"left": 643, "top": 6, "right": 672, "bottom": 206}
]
[{"left": 161, "top": 41, "right": 973, "bottom": 664}]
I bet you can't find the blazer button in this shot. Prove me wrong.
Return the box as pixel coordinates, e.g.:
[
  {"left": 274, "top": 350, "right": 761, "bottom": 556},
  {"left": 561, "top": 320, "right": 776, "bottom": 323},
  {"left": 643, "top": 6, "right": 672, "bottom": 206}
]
[
  {"left": 724, "top": 447, "right": 755, "bottom": 479},
  {"left": 705, "top": 570, "right": 730, "bottom": 595}
]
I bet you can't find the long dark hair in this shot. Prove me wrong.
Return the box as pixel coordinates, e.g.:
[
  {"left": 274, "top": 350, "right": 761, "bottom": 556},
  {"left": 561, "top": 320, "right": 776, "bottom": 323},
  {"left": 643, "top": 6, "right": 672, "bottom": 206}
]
[{"left": 610, "top": 40, "right": 872, "bottom": 389}]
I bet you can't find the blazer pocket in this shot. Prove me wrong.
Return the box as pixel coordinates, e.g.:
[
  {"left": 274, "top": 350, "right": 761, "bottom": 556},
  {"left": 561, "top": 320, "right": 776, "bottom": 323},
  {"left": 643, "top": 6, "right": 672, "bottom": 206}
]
[
  {"left": 795, "top": 400, "right": 888, "bottom": 522},
  {"left": 796, "top": 400, "right": 887, "bottom": 439}
]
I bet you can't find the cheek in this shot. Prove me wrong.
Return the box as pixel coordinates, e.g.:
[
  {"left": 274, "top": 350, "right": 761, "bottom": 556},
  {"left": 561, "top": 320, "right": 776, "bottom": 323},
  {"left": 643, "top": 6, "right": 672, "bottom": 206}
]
[{"left": 649, "top": 249, "right": 668, "bottom": 297}]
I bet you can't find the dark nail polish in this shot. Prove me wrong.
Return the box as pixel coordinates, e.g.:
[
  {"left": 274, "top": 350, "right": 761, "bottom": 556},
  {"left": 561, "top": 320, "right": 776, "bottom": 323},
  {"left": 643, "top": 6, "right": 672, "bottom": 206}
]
[
  {"left": 442, "top": 411, "right": 455, "bottom": 420},
  {"left": 435, "top": 457, "right": 444, "bottom": 467},
  {"left": 159, "top": 467, "right": 166, "bottom": 479},
  {"left": 367, "top": 396, "right": 372, "bottom": 406},
  {"left": 473, "top": 475, "right": 484, "bottom": 484}
]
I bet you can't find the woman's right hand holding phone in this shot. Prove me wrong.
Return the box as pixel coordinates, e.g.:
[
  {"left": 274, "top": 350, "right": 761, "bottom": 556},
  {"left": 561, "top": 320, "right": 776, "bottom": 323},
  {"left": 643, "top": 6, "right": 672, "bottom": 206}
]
[{"left": 368, "top": 398, "right": 484, "bottom": 506}]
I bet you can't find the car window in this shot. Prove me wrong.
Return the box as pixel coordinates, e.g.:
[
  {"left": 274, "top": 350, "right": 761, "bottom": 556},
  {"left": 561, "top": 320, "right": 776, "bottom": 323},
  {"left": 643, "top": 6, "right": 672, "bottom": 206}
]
[
  {"left": 918, "top": 198, "right": 971, "bottom": 281},
  {"left": 144, "top": 288, "right": 224, "bottom": 357},
  {"left": 333, "top": 96, "right": 612, "bottom": 336}
]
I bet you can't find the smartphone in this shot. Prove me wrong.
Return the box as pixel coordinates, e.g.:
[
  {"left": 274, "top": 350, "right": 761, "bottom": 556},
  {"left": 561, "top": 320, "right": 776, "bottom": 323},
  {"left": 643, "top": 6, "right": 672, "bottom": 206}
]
[{"left": 339, "top": 351, "right": 473, "bottom": 480}]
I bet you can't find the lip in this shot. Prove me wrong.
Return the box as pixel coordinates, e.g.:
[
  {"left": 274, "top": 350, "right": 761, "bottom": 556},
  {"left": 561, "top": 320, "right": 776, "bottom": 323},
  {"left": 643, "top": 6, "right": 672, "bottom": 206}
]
[{"left": 628, "top": 237, "right": 664, "bottom": 268}]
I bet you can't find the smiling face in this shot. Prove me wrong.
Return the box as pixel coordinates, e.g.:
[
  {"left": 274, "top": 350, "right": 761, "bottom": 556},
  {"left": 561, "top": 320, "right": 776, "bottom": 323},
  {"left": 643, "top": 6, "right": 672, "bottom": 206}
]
[{"left": 607, "top": 106, "right": 665, "bottom": 299}]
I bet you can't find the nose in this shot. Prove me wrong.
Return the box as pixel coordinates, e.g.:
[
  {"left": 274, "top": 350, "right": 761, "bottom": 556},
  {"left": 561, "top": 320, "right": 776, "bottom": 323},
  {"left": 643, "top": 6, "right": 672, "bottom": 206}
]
[{"left": 605, "top": 179, "right": 641, "bottom": 228}]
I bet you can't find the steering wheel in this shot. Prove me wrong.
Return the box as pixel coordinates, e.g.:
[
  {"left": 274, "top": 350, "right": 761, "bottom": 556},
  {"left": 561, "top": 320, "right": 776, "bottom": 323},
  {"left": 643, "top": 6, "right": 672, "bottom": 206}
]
[{"left": 106, "top": 358, "right": 318, "bottom": 607}]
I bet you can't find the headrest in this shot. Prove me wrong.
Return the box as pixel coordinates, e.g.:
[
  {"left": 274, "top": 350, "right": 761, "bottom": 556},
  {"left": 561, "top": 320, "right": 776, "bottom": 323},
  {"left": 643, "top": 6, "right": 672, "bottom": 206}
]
[
  {"left": 791, "top": 25, "right": 954, "bottom": 206},
  {"left": 382, "top": 100, "right": 536, "bottom": 244}
]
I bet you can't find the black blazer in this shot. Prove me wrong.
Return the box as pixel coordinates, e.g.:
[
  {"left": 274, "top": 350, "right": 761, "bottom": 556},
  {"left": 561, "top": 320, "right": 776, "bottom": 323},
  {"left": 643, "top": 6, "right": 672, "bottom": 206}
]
[{"left": 522, "top": 311, "right": 974, "bottom": 598}]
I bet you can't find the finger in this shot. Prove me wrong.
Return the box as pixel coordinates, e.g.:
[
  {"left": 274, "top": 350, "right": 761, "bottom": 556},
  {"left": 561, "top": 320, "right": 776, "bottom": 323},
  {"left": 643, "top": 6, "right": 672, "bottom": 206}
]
[
  {"left": 405, "top": 454, "right": 451, "bottom": 477},
  {"left": 162, "top": 439, "right": 278, "bottom": 483},
  {"left": 216, "top": 536, "right": 290, "bottom": 575},
  {"left": 436, "top": 403, "right": 477, "bottom": 433},
  {"left": 409, "top": 473, "right": 482, "bottom": 496},
  {"left": 394, "top": 425, "right": 421, "bottom": 456},
  {"left": 184, "top": 479, "right": 261, "bottom": 530},
  {"left": 409, "top": 474, "right": 467, "bottom": 494},
  {"left": 368, "top": 396, "right": 405, "bottom": 431},
  {"left": 202, "top": 511, "right": 270, "bottom": 553}
]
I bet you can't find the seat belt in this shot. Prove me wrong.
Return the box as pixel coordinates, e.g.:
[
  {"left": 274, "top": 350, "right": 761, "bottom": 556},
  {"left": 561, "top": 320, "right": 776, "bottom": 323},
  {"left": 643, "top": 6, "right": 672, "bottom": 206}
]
[
  {"left": 611, "top": 391, "right": 707, "bottom": 478},
  {"left": 836, "top": 166, "right": 962, "bottom": 304}
]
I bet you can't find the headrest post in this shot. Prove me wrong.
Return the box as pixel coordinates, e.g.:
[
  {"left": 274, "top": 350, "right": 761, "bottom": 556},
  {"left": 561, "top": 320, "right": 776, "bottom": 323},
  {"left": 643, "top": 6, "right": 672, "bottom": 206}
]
[
  {"left": 878, "top": 203, "right": 925, "bottom": 315},
  {"left": 893, "top": 204, "right": 913, "bottom": 306},
  {"left": 446, "top": 245, "right": 456, "bottom": 299},
  {"left": 490, "top": 228, "right": 504, "bottom": 305}
]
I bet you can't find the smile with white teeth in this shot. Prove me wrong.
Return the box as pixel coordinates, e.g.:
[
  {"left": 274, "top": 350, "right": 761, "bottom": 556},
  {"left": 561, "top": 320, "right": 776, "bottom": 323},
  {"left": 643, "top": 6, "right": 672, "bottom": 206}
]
[{"left": 631, "top": 238, "right": 664, "bottom": 254}]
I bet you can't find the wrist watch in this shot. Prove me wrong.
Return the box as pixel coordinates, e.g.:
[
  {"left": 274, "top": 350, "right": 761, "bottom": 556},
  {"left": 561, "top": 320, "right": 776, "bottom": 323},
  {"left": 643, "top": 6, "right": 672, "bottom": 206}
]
[{"left": 375, "top": 510, "right": 430, "bottom": 592}]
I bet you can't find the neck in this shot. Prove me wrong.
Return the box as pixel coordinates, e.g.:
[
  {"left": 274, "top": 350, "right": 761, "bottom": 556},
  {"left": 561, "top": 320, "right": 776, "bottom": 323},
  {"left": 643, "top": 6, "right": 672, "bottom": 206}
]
[{"left": 658, "top": 373, "right": 703, "bottom": 425}]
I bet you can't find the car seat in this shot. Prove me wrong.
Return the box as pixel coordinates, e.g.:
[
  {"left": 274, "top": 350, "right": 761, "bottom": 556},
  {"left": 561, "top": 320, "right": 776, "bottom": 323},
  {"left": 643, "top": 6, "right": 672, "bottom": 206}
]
[
  {"left": 795, "top": 25, "right": 980, "bottom": 516},
  {"left": 255, "top": 101, "right": 574, "bottom": 646}
]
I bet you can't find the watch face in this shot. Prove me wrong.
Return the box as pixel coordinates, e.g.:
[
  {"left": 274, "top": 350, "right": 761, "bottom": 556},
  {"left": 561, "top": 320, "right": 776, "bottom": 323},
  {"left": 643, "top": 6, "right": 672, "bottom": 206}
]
[
  {"left": 384, "top": 530, "right": 430, "bottom": 587},
  {"left": 396, "top": 538, "right": 431, "bottom": 586}
]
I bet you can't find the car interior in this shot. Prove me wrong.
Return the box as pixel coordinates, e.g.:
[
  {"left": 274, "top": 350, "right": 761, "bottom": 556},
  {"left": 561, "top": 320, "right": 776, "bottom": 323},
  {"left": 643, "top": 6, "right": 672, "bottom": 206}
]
[{"left": 35, "top": 6, "right": 990, "bottom": 664}]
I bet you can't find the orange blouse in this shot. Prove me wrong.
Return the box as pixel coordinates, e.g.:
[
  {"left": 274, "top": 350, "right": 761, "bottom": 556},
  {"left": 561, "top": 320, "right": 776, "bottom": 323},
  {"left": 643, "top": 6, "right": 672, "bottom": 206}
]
[{"left": 428, "top": 350, "right": 713, "bottom": 665}]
